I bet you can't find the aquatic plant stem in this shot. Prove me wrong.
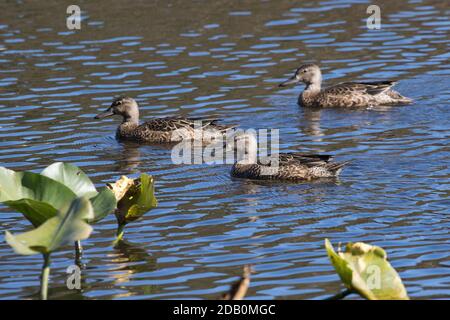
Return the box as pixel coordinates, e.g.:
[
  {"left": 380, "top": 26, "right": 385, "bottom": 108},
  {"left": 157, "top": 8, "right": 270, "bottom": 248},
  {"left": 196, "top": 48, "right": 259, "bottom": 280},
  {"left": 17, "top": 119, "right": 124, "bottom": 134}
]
[
  {"left": 113, "top": 224, "right": 125, "bottom": 246},
  {"left": 40, "top": 253, "right": 51, "bottom": 300},
  {"left": 75, "top": 240, "right": 83, "bottom": 258},
  {"left": 325, "top": 289, "right": 353, "bottom": 300},
  {"left": 74, "top": 240, "right": 83, "bottom": 267}
]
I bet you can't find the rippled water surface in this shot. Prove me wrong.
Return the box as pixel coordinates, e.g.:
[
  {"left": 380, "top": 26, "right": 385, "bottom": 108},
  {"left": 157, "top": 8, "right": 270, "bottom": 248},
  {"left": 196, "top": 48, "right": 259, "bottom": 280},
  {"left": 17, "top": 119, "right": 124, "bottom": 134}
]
[{"left": 0, "top": 0, "right": 449, "bottom": 299}]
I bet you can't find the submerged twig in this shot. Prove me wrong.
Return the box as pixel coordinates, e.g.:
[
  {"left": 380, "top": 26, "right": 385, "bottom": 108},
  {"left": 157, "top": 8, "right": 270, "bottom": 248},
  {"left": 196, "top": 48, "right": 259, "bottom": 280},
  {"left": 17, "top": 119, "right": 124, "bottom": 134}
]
[{"left": 221, "top": 265, "right": 253, "bottom": 300}]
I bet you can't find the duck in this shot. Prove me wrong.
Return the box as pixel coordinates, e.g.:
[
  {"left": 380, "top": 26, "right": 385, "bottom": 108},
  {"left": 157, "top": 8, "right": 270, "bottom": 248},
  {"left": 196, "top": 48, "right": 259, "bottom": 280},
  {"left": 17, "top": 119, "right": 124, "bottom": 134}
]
[
  {"left": 230, "top": 133, "right": 349, "bottom": 181},
  {"left": 94, "top": 96, "right": 236, "bottom": 143},
  {"left": 279, "top": 63, "right": 412, "bottom": 108}
]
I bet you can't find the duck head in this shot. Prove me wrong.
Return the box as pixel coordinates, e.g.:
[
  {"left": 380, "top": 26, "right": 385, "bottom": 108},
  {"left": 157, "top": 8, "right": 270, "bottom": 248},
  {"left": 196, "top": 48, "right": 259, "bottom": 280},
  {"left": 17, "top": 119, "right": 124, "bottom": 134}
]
[
  {"left": 94, "top": 96, "right": 139, "bottom": 123},
  {"left": 279, "top": 63, "right": 322, "bottom": 87}
]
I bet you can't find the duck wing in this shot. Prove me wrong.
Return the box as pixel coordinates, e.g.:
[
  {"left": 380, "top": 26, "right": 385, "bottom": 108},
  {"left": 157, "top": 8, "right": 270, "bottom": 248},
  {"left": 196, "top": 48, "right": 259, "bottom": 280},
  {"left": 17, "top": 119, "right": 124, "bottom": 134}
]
[
  {"left": 191, "top": 117, "right": 237, "bottom": 131},
  {"left": 270, "top": 153, "right": 334, "bottom": 167},
  {"left": 324, "top": 81, "right": 397, "bottom": 96},
  {"left": 142, "top": 117, "right": 233, "bottom": 132}
]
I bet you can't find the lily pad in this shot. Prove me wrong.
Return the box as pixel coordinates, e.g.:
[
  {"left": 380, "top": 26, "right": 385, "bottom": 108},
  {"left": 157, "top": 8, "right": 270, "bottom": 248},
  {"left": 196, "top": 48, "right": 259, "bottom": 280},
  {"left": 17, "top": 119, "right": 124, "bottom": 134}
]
[
  {"left": 41, "top": 162, "right": 98, "bottom": 198},
  {"left": 89, "top": 186, "right": 117, "bottom": 223},
  {"left": 325, "top": 239, "right": 409, "bottom": 300},
  {"left": 107, "top": 175, "right": 134, "bottom": 201},
  {"left": 0, "top": 167, "right": 76, "bottom": 226},
  {"left": 115, "top": 174, "right": 158, "bottom": 226},
  {"left": 5, "top": 197, "right": 94, "bottom": 255},
  {"left": 0, "top": 164, "right": 116, "bottom": 226},
  {"left": 41, "top": 162, "right": 116, "bottom": 222}
]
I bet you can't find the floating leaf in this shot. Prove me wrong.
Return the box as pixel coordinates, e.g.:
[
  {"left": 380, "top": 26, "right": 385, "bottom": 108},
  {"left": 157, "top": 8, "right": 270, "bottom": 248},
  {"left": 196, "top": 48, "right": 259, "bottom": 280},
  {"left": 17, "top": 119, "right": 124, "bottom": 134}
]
[
  {"left": 0, "top": 167, "right": 76, "bottom": 226},
  {"left": 41, "top": 162, "right": 116, "bottom": 222},
  {"left": 89, "top": 186, "right": 117, "bottom": 223},
  {"left": 0, "top": 165, "right": 116, "bottom": 226},
  {"left": 41, "top": 162, "right": 98, "bottom": 198},
  {"left": 5, "top": 197, "right": 94, "bottom": 255},
  {"left": 115, "top": 174, "right": 157, "bottom": 226},
  {"left": 325, "top": 239, "right": 409, "bottom": 300}
]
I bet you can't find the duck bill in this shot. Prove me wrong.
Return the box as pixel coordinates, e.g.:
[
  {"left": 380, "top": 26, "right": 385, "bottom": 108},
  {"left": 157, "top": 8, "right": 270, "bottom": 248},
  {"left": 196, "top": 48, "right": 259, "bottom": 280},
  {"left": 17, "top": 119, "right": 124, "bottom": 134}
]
[
  {"left": 94, "top": 109, "right": 114, "bottom": 119},
  {"left": 279, "top": 76, "right": 299, "bottom": 87}
]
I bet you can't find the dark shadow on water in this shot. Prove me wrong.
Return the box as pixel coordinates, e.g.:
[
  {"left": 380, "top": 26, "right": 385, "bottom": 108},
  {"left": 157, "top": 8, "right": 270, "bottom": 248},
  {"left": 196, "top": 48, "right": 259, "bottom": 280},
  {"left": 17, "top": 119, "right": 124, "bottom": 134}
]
[
  {"left": 230, "top": 176, "right": 343, "bottom": 188},
  {"left": 108, "top": 239, "right": 160, "bottom": 298},
  {"left": 112, "top": 239, "right": 157, "bottom": 273},
  {"left": 28, "top": 241, "right": 160, "bottom": 300}
]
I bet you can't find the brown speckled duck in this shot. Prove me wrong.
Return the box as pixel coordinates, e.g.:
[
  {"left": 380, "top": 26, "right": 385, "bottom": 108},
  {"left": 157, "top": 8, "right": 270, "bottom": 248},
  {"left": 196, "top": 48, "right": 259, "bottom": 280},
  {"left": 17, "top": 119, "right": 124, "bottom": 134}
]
[
  {"left": 279, "top": 64, "right": 412, "bottom": 108},
  {"left": 231, "top": 134, "right": 348, "bottom": 181},
  {"left": 95, "top": 96, "right": 236, "bottom": 143}
]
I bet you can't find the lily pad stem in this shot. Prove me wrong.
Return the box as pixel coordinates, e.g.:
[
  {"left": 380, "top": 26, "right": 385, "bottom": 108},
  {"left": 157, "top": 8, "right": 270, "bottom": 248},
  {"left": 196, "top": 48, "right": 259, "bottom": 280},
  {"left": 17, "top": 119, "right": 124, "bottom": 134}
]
[
  {"left": 325, "top": 289, "right": 353, "bottom": 300},
  {"left": 40, "top": 253, "right": 51, "bottom": 300},
  {"left": 113, "top": 223, "right": 125, "bottom": 245},
  {"left": 75, "top": 240, "right": 83, "bottom": 259}
]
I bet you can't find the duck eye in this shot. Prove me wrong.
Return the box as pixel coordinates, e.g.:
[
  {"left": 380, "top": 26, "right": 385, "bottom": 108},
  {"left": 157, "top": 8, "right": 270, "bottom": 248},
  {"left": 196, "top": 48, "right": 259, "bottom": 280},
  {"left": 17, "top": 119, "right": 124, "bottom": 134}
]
[{"left": 303, "top": 69, "right": 307, "bottom": 73}]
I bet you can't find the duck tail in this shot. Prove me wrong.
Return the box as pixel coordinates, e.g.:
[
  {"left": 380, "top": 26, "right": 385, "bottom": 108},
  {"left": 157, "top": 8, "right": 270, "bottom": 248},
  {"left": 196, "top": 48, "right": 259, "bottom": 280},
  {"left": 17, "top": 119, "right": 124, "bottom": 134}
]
[
  {"left": 387, "top": 90, "right": 413, "bottom": 104},
  {"left": 327, "top": 161, "right": 350, "bottom": 176},
  {"left": 211, "top": 123, "right": 238, "bottom": 133}
]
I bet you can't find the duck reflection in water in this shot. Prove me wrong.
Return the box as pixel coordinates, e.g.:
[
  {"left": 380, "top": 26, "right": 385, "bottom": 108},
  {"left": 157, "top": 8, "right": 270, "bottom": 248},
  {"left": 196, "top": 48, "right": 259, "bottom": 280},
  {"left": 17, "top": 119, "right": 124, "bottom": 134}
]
[
  {"left": 114, "top": 142, "right": 142, "bottom": 173},
  {"left": 300, "top": 108, "right": 325, "bottom": 141}
]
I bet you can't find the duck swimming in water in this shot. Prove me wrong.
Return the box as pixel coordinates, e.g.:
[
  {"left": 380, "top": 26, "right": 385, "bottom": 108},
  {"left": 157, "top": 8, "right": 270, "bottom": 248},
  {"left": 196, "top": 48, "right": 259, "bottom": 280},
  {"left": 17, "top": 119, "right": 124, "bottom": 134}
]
[
  {"left": 279, "top": 64, "right": 412, "bottom": 108},
  {"left": 230, "top": 133, "right": 348, "bottom": 181},
  {"left": 94, "top": 96, "right": 236, "bottom": 143}
]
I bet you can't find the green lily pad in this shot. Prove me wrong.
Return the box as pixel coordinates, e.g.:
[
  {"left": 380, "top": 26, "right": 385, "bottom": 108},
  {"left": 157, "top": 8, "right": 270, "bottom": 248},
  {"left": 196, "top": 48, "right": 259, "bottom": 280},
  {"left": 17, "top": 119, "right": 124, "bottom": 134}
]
[
  {"left": 89, "top": 186, "right": 117, "bottom": 223},
  {"left": 115, "top": 174, "right": 158, "bottom": 226},
  {"left": 325, "top": 239, "right": 409, "bottom": 300},
  {"left": 5, "top": 197, "right": 94, "bottom": 255},
  {"left": 41, "top": 162, "right": 98, "bottom": 198},
  {"left": 41, "top": 163, "right": 116, "bottom": 222},
  {"left": 0, "top": 164, "right": 116, "bottom": 226},
  {"left": 0, "top": 167, "right": 76, "bottom": 226}
]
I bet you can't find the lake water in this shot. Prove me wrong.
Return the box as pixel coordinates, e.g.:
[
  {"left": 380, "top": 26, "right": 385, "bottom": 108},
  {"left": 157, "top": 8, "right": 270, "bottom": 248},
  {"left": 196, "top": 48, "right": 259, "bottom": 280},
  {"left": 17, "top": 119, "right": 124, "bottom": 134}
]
[{"left": 0, "top": 0, "right": 449, "bottom": 300}]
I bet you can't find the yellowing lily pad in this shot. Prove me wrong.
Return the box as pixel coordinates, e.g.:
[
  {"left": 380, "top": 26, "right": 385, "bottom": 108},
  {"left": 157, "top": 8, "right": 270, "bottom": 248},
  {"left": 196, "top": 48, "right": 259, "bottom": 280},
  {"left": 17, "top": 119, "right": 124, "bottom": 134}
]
[
  {"left": 111, "top": 174, "right": 158, "bottom": 242},
  {"left": 115, "top": 174, "right": 157, "bottom": 226},
  {"left": 325, "top": 238, "right": 409, "bottom": 300},
  {"left": 107, "top": 175, "right": 135, "bottom": 201}
]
